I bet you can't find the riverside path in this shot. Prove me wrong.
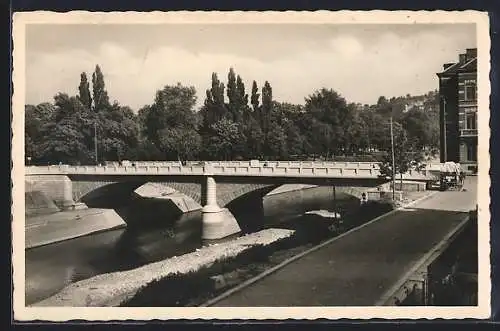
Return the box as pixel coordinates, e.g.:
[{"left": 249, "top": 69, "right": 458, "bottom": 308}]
[{"left": 207, "top": 177, "right": 478, "bottom": 306}]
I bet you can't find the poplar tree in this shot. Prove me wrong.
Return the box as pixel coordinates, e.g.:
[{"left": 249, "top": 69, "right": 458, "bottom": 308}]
[
  {"left": 250, "top": 80, "right": 260, "bottom": 113},
  {"left": 227, "top": 67, "right": 237, "bottom": 120},
  {"left": 91, "top": 65, "right": 110, "bottom": 112},
  {"left": 261, "top": 81, "right": 273, "bottom": 138},
  {"left": 77, "top": 72, "right": 92, "bottom": 111}
]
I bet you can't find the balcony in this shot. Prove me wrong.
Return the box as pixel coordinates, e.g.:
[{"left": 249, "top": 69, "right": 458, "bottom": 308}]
[{"left": 460, "top": 129, "right": 478, "bottom": 136}]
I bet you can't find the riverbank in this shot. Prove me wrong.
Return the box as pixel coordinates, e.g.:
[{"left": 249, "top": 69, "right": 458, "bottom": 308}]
[
  {"left": 125, "top": 190, "right": 432, "bottom": 307},
  {"left": 25, "top": 183, "right": 354, "bottom": 305},
  {"left": 26, "top": 208, "right": 126, "bottom": 249},
  {"left": 33, "top": 228, "right": 294, "bottom": 307},
  {"left": 30, "top": 188, "right": 433, "bottom": 307}
]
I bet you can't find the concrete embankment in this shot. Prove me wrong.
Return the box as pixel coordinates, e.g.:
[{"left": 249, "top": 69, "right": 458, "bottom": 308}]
[
  {"left": 33, "top": 228, "right": 294, "bottom": 307},
  {"left": 24, "top": 184, "right": 127, "bottom": 249},
  {"left": 26, "top": 209, "right": 126, "bottom": 249}
]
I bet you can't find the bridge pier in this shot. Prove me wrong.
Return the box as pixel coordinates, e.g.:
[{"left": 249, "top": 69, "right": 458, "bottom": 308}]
[
  {"left": 201, "top": 176, "right": 241, "bottom": 240},
  {"left": 26, "top": 175, "right": 77, "bottom": 211}
]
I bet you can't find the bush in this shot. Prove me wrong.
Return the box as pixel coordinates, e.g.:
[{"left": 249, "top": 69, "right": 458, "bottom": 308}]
[{"left": 120, "top": 241, "right": 286, "bottom": 307}]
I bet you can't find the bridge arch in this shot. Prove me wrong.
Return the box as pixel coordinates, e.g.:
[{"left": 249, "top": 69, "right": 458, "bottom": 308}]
[
  {"left": 73, "top": 180, "right": 286, "bottom": 211},
  {"left": 74, "top": 179, "right": 372, "bottom": 208}
]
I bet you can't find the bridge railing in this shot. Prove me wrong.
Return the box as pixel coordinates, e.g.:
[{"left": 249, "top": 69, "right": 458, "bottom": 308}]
[
  {"left": 105, "top": 160, "right": 382, "bottom": 169},
  {"left": 25, "top": 162, "right": 439, "bottom": 179}
]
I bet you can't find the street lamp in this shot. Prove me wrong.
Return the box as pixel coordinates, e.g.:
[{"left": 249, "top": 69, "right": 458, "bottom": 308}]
[
  {"left": 94, "top": 120, "right": 98, "bottom": 165},
  {"left": 390, "top": 115, "right": 396, "bottom": 201}
]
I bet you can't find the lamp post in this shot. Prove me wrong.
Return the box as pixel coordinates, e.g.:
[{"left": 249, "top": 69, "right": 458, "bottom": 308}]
[
  {"left": 390, "top": 115, "right": 396, "bottom": 201},
  {"left": 94, "top": 121, "right": 98, "bottom": 165}
]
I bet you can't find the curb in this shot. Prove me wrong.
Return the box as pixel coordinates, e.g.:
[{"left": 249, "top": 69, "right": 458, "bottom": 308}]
[{"left": 200, "top": 191, "right": 439, "bottom": 307}]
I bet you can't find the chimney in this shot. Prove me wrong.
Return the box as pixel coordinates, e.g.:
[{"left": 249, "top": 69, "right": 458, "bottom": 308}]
[
  {"left": 459, "top": 53, "right": 466, "bottom": 63},
  {"left": 466, "top": 48, "right": 477, "bottom": 61}
]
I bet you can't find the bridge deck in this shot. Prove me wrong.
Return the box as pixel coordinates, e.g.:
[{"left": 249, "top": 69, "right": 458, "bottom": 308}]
[
  {"left": 25, "top": 161, "right": 435, "bottom": 182},
  {"left": 208, "top": 179, "right": 477, "bottom": 306}
]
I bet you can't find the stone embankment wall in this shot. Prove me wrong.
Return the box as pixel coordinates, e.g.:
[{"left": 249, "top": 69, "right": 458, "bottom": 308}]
[{"left": 25, "top": 190, "right": 61, "bottom": 217}]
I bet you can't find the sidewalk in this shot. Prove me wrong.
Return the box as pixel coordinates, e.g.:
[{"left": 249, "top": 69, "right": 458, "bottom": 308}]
[{"left": 209, "top": 180, "right": 477, "bottom": 306}]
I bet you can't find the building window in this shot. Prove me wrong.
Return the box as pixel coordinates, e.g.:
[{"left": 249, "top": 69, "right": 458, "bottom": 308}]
[
  {"left": 467, "top": 143, "right": 477, "bottom": 161},
  {"left": 466, "top": 113, "right": 477, "bottom": 130},
  {"left": 464, "top": 80, "right": 477, "bottom": 101}
]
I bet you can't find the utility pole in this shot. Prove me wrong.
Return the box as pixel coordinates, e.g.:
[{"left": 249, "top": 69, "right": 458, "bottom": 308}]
[
  {"left": 94, "top": 121, "right": 98, "bottom": 165},
  {"left": 390, "top": 115, "right": 396, "bottom": 201},
  {"left": 442, "top": 97, "right": 447, "bottom": 162}
]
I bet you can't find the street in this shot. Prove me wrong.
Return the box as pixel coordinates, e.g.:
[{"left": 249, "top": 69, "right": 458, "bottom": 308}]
[{"left": 210, "top": 177, "right": 477, "bottom": 306}]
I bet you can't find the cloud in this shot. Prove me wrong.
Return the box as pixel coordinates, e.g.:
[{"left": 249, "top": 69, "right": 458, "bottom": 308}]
[{"left": 25, "top": 27, "right": 475, "bottom": 111}]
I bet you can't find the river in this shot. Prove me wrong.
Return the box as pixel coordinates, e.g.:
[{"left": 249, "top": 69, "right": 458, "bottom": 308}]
[{"left": 25, "top": 186, "right": 359, "bottom": 305}]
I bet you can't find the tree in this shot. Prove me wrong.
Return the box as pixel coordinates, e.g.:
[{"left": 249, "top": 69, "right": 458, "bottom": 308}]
[
  {"left": 309, "top": 119, "right": 333, "bottom": 158},
  {"left": 97, "top": 103, "right": 139, "bottom": 162},
  {"left": 260, "top": 81, "right": 274, "bottom": 156},
  {"left": 378, "top": 125, "right": 425, "bottom": 196},
  {"left": 235, "top": 74, "right": 249, "bottom": 123},
  {"left": 144, "top": 83, "right": 199, "bottom": 151},
  {"left": 205, "top": 118, "right": 245, "bottom": 160},
  {"left": 226, "top": 67, "right": 237, "bottom": 121},
  {"left": 78, "top": 72, "right": 92, "bottom": 110},
  {"left": 38, "top": 118, "right": 92, "bottom": 164},
  {"left": 250, "top": 80, "right": 260, "bottom": 114},
  {"left": 226, "top": 68, "right": 249, "bottom": 124},
  {"left": 344, "top": 104, "right": 368, "bottom": 154},
  {"left": 91, "top": 65, "right": 110, "bottom": 112},
  {"left": 266, "top": 121, "right": 288, "bottom": 159},
  {"left": 285, "top": 123, "right": 306, "bottom": 157},
  {"left": 126, "top": 140, "right": 163, "bottom": 161},
  {"left": 304, "top": 88, "right": 350, "bottom": 156},
  {"left": 359, "top": 110, "right": 389, "bottom": 152},
  {"left": 158, "top": 127, "right": 202, "bottom": 161},
  {"left": 402, "top": 108, "right": 439, "bottom": 150},
  {"left": 241, "top": 116, "right": 264, "bottom": 159},
  {"left": 201, "top": 72, "right": 228, "bottom": 130},
  {"left": 36, "top": 94, "right": 95, "bottom": 164},
  {"left": 25, "top": 103, "right": 56, "bottom": 162}
]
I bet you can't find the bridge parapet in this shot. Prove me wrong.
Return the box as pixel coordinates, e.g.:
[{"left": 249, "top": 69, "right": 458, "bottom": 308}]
[
  {"left": 25, "top": 163, "right": 384, "bottom": 179},
  {"left": 107, "top": 160, "right": 382, "bottom": 169}
]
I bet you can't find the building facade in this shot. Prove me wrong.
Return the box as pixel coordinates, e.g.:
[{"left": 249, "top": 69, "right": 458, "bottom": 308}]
[{"left": 436, "top": 48, "right": 478, "bottom": 172}]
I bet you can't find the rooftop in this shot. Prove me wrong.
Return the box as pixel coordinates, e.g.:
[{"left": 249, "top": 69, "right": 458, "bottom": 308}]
[{"left": 437, "top": 48, "right": 477, "bottom": 77}]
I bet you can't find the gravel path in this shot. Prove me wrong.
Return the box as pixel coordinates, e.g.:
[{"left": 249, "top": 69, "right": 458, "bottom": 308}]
[{"left": 33, "top": 228, "right": 294, "bottom": 307}]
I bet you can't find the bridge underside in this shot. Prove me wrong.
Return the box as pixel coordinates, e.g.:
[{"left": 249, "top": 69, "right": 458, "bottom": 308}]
[
  {"left": 67, "top": 174, "right": 389, "bottom": 188},
  {"left": 73, "top": 179, "right": 378, "bottom": 210},
  {"left": 29, "top": 173, "right": 388, "bottom": 240}
]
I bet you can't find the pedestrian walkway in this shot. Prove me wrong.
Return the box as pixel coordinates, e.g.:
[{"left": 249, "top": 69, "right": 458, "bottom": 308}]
[{"left": 209, "top": 178, "right": 477, "bottom": 306}]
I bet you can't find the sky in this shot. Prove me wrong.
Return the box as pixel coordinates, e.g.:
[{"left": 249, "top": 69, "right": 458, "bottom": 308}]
[{"left": 25, "top": 23, "right": 476, "bottom": 111}]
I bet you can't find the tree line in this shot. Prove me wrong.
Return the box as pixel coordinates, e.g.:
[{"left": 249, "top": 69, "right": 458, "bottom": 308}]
[{"left": 25, "top": 65, "right": 440, "bottom": 166}]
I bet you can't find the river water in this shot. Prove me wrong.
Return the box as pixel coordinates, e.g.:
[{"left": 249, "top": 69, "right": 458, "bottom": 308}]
[{"left": 25, "top": 186, "right": 359, "bottom": 305}]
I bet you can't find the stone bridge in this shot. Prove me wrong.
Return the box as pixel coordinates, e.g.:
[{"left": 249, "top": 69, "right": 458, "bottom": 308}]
[
  {"left": 71, "top": 180, "right": 370, "bottom": 208},
  {"left": 26, "top": 161, "right": 398, "bottom": 240},
  {"left": 26, "top": 174, "right": 373, "bottom": 240}
]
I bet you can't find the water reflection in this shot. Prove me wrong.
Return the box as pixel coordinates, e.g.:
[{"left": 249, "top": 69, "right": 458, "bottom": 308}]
[
  {"left": 25, "top": 210, "right": 202, "bottom": 305},
  {"left": 25, "top": 186, "right": 358, "bottom": 305}
]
